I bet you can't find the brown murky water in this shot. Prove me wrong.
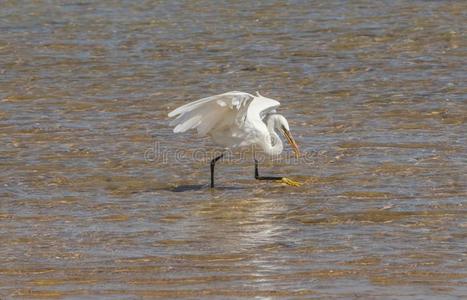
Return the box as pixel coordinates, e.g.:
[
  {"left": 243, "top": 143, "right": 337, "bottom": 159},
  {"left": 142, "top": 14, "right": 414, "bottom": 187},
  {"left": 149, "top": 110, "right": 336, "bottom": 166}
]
[{"left": 1, "top": 1, "right": 466, "bottom": 299}]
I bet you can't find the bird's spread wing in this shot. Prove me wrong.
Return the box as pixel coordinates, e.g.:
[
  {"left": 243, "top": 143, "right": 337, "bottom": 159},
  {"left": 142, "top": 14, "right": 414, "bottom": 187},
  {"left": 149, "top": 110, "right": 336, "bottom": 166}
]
[
  {"left": 168, "top": 91, "right": 254, "bottom": 136},
  {"left": 168, "top": 91, "right": 280, "bottom": 137}
]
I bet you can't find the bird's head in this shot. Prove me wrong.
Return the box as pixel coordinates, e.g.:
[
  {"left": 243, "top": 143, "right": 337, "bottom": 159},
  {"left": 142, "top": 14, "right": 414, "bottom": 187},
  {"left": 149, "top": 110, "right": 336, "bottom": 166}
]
[{"left": 269, "top": 114, "right": 300, "bottom": 158}]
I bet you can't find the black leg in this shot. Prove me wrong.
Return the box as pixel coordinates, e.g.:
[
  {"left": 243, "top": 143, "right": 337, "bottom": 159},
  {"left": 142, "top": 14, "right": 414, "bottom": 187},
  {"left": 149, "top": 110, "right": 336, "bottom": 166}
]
[
  {"left": 254, "top": 159, "right": 283, "bottom": 181},
  {"left": 210, "top": 153, "right": 224, "bottom": 188}
]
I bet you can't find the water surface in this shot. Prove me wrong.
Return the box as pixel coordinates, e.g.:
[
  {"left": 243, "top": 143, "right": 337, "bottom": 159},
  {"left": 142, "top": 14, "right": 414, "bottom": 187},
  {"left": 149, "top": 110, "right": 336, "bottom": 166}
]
[{"left": 1, "top": 1, "right": 466, "bottom": 299}]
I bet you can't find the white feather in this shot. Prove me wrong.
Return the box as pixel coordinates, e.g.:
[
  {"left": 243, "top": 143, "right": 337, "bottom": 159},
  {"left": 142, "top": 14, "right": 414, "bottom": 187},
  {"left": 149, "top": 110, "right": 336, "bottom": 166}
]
[{"left": 168, "top": 91, "right": 282, "bottom": 151}]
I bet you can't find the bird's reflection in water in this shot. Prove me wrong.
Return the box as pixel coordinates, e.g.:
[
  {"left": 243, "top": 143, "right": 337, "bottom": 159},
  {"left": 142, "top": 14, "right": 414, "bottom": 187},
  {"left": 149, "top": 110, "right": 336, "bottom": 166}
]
[{"left": 192, "top": 196, "right": 292, "bottom": 292}]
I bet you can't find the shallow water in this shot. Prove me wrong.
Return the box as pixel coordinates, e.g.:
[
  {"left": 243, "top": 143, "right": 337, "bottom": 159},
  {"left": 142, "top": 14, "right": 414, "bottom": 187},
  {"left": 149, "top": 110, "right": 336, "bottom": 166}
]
[{"left": 1, "top": 1, "right": 466, "bottom": 299}]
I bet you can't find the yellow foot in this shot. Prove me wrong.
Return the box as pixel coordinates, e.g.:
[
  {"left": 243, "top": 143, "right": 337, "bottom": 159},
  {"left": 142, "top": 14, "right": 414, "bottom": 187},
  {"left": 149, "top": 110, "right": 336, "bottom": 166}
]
[{"left": 281, "top": 177, "right": 302, "bottom": 187}]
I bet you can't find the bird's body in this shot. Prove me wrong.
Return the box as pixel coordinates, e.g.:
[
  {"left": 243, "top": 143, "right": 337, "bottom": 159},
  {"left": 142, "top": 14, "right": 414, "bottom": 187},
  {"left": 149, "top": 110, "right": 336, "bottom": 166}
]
[
  {"left": 168, "top": 91, "right": 301, "bottom": 187},
  {"left": 168, "top": 91, "right": 298, "bottom": 156}
]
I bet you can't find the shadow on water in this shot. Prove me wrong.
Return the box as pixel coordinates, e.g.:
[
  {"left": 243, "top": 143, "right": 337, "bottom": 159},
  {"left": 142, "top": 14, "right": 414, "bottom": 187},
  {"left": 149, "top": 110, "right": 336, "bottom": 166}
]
[{"left": 168, "top": 184, "right": 246, "bottom": 192}]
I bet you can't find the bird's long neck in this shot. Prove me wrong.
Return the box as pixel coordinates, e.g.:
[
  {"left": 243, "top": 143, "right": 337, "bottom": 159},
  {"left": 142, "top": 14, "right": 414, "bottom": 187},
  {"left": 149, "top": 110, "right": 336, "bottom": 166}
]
[{"left": 263, "top": 116, "right": 283, "bottom": 156}]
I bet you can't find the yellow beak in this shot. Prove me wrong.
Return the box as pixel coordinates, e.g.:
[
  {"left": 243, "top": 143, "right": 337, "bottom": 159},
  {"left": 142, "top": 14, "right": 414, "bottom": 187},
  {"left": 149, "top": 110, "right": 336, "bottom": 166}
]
[{"left": 282, "top": 128, "right": 300, "bottom": 158}]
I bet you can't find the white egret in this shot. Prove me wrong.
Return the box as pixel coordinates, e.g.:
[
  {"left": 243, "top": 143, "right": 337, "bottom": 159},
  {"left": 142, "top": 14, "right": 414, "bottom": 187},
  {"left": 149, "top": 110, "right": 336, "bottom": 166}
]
[{"left": 168, "top": 91, "right": 301, "bottom": 188}]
